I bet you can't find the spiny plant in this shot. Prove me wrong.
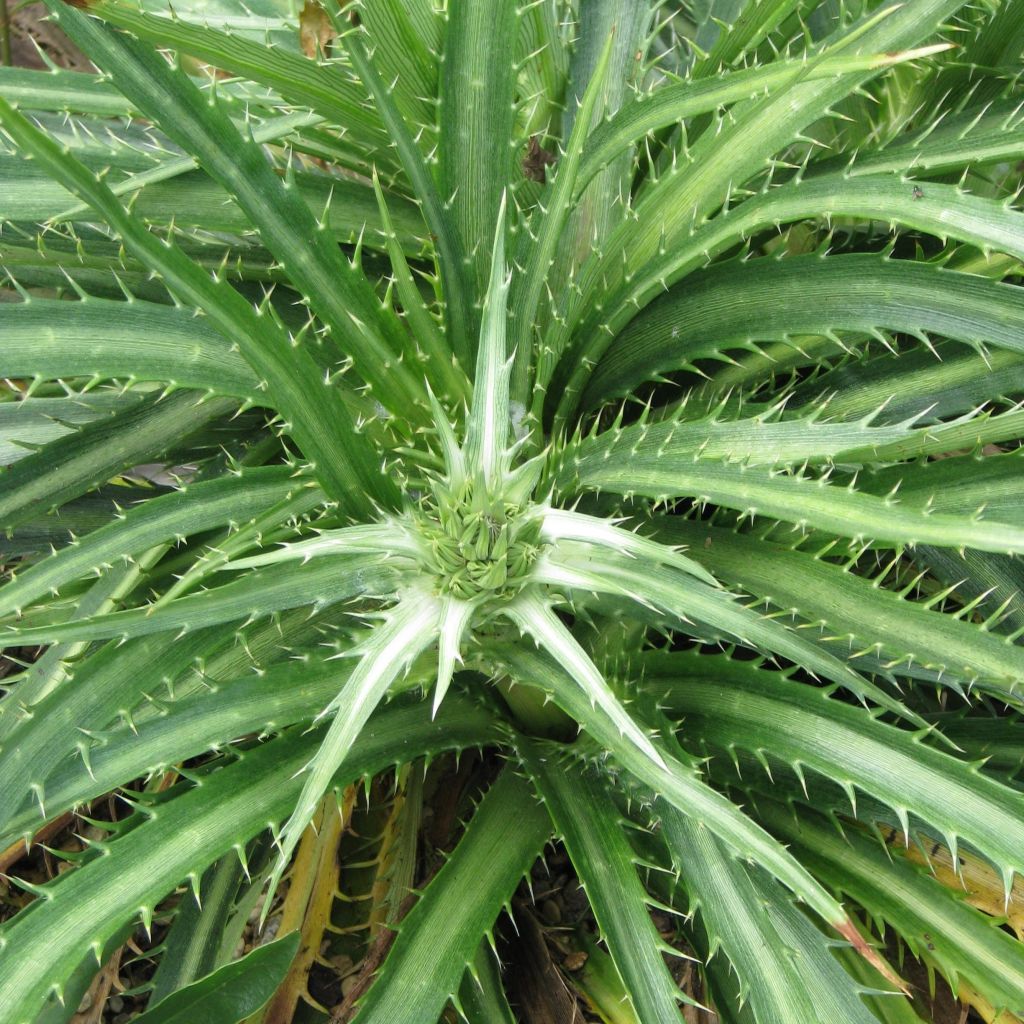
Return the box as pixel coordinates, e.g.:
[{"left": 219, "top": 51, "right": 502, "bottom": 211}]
[{"left": 1, "top": 0, "right": 1024, "bottom": 1021}]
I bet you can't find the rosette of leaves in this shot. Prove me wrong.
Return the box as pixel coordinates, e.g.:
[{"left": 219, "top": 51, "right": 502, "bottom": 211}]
[{"left": 1, "top": 0, "right": 1024, "bottom": 1021}]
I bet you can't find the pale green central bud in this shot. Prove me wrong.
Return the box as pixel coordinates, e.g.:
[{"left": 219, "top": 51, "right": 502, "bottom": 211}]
[{"left": 417, "top": 478, "right": 541, "bottom": 601}]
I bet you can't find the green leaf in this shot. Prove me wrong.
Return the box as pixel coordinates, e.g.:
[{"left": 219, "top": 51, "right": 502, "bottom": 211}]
[
  {"left": 0, "top": 555, "right": 397, "bottom": 647},
  {"left": 438, "top": 0, "right": 518, "bottom": 317},
  {"left": 0, "top": 95, "right": 389, "bottom": 513},
  {"left": 0, "top": 605, "right": 325, "bottom": 837},
  {"left": 660, "top": 810, "right": 879, "bottom": 1024},
  {"left": 510, "top": 29, "right": 613, "bottom": 406},
  {"left": 45, "top": 5, "right": 426, "bottom": 420},
  {"left": 655, "top": 520, "right": 1024, "bottom": 696},
  {"left": 0, "top": 65, "right": 135, "bottom": 117},
  {"left": 863, "top": 448, "right": 1024, "bottom": 526},
  {"left": 369, "top": 171, "right": 469, "bottom": 404},
  {"left": 0, "top": 391, "right": 237, "bottom": 532},
  {"left": 148, "top": 853, "right": 251, "bottom": 1005},
  {"left": 0, "top": 296, "right": 261, "bottom": 400},
  {"left": 559, "top": 441, "right": 1024, "bottom": 554},
  {"left": 0, "top": 467, "right": 314, "bottom": 617},
  {"left": 551, "top": 175, "right": 1024, "bottom": 428},
  {"left": 344, "top": 26, "right": 474, "bottom": 370},
  {"left": 0, "top": 391, "right": 146, "bottom": 465},
  {"left": 573, "top": 0, "right": 964, "bottom": 315},
  {"left": 582, "top": 254, "right": 1024, "bottom": 409},
  {"left": 577, "top": 49, "right": 953, "bottom": 199},
  {"left": 489, "top": 642, "right": 853, "bottom": 933},
  {"left": 504, "top": 589, "right": 667, "bottom": 769},
  {"left": 0, "top": 652, "right": 354, "bottom": 847},
  {"left": 53, "top": 0, "right": 392, "bottom": 162},
  {"left": 268, "top": 593, "right": 443, "bottom": 903},
  {"left": 534, "top": 547, "right": 907, "bottom": 718},
  {"left": 783, "top": 341, "right": 1024, "bottom": 426},
  {"left": 0, "top": 699, "right": 493, "bottom": 1024},
  {"left": 520, "top": 741, "right": 692, "bottom": 1023},
  {"left": 352, "top": 767, "right": 551, "bottom": 1024},
  {"left": 762, "top": 802, "right": 1024, "bottom": 1017},
  {"left": 465, "top": 198, "right": 513, "bottom": 488},
  {"left": 812, "top": 101, "right": 1024, "bottom": 179},
  {"left": 648, "top": 651, "right": 1024, "bottom": 890},
  {"left": 131, "top": 932, "right": 300, "bottom": 1024},
  {"left": 549, "top": 0, "right": 654, "bottom": 320},
  {"left": 459, "top": 942, "right": 517, "bottom": 1024}
]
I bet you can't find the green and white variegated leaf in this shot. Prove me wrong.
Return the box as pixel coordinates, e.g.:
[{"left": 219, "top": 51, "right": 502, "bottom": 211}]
[
  {"left": 488, "top": 642, "right": 863, "bottom": 937},
  {"left": 0, "top": 699, "right": 496, "bottom": 1024},
  {"left": 660, "top": 810, "right": 880, "bottom": 1024},
  {"left": 519, "top": 739, "right": 695, "bottom": 1023},
  {"left": 503, "top": 589, "right": 667, "bottom": 769},
  {"left": 538, "top": 507, "right": 718, "bottom": 586},
  {"left": 267, "top": 592, "right": 443, "bottom": 902},
  {"left": 762, "top": 802, "right": 1024, "bottom": 1018},
  {"left": 464, "top": 196, "right": 513, "bottom": 489},
  {"left": 348, "top": 768, "right": 551, "bottom": 1024},
  {"left": 531, "top": 544, "right": 913, "bottom": 721},
  {"left": 646, "top": 650, "right": 1024, "bottom": 890}
]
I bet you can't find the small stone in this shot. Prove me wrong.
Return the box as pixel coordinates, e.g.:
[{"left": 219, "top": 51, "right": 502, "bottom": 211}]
[
  {"left": 108, "top": 995, "right": 125, "bottom": 1013},
  {"left": 541, "top": 899, "right": 561, "bottom": 925},
  {"left": 563, "top": 951, "right": 588, "bottom": 972}
]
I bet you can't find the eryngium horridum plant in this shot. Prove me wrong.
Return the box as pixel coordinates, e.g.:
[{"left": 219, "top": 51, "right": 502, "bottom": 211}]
[{"left": 1, "top": 0, "right": 1024, "bottom": 1020}]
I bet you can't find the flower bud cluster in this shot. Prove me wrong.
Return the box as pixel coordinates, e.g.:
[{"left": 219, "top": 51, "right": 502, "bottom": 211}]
[{"left": 416, "top": 478, "right": 541, "bottom": 601}]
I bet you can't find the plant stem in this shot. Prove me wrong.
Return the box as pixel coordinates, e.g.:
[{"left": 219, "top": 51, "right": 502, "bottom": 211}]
[{"left": 0, "top": 0, "right": 12, "bottom": 66}]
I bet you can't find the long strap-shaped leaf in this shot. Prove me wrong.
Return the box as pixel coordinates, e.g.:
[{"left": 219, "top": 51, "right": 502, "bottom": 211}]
[
  {"left": 369, "top": 171, "right": 470, "bottom": 404},
  {"left": 488, "top": 642, "right": 859, "bottom": 938},
  {"left": 0, "top": 468, "right": 313, "bottom": 617},
  {"left": 503, "top": 590, "right": 667, "bottom": 768},
  {"left": 464, "top": 198, "right": 513, "bottom": 489},
  {"left": 508, "top": 31, "right": 614, "bottom": 407},
  {"left": 0, "top": 699, "right": 495, "bottom": 1024},
  {"left": 267, "top": 594, "right": 443, "bottom": 905},
  {"left": 0, "top": 390, "right": 236, "bottom": 532},
  {"left": 0, "top": 606, "right": 324, "bottom": 838},
  {"left": 0, "top": 97, "right": 388, "bottom": 513},
  {"left": 45, "top": 3, "right": 425, "bottom": 421},
  {"left": 0, "top": 296, "right": 262, "bottom": 401},
  {"left": 533, "top": 548, "right": 911, "bottom": 720},
  {"left": 551, "top": 174, "right": 1024, "bottom": 429},
  {"left": 352, "top": 767, "right": 551, "bottom": 1024},
  {"left": 660, "top": 809, "right": 880, "bottom": 1024},
  {"left": 583, "top": 253, "right": 1024, "bottom": 409},
  {"left": 438, "top": 0, "right": 518, "bottom": 331},
  {"left": 0, "top": 655, "right": 359, "bottom": 848},
  {"left": 575, "top": 48, "right": 951, "bottom": 203},
  {"left": 52, "top": 0, "right": 392, "bottom": 160},
  {"left": 658, "top": 521, "right": 1024, "bottom": 695},
  {"left": 649, "top": 655, "right": 1024, "bottom": 890},
  {"left": 519, "top": 740, "right": 692, "bottom": 1023},
  {"left": 761, "top": 802, "right": 1024, "bottom": 1017},
  {"left": 558, "top": 446, "right": 1024, "bottom": 555},
  {"left": 0, "top": 556, "right": 396, "bottom": 647},
  {"left": 558, "top": 0, "right": 966, "bottom": 364},
  {"left": 347, "top": 30, "right": 474, "bottom": 372}
]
